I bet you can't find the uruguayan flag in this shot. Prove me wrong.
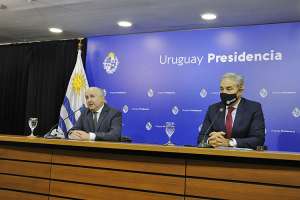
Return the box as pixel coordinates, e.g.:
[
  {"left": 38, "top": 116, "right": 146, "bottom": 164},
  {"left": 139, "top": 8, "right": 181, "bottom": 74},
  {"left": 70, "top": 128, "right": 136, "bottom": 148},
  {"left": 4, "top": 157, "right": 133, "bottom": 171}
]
[{"left": 57, "top": 49, "right": 89, "bottom": 138}]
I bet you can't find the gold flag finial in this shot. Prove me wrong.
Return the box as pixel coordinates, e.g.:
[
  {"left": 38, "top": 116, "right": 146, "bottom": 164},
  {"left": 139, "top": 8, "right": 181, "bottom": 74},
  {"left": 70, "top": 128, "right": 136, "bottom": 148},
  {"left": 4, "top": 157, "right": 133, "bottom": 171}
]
[{"left": 78, "top": 38, "right": 84, "bottom": 50}]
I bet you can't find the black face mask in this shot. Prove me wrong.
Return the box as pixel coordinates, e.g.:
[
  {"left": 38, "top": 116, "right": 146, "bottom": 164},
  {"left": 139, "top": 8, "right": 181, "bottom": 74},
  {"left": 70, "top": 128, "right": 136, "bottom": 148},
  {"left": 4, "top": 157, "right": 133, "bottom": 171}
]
[{"left": 220, "top": 93, "right": 238, "bottom": 106}]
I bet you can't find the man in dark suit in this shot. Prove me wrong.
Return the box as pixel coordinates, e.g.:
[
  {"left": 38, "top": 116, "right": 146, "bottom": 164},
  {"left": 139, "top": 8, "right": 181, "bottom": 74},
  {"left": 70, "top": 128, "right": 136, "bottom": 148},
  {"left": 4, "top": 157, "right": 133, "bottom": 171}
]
[
  {"left": 69, "top": 87, "right": 122, "bottom": 141},
  {"left": 198, "top": 73, "right": 265, "bottom": 149}
]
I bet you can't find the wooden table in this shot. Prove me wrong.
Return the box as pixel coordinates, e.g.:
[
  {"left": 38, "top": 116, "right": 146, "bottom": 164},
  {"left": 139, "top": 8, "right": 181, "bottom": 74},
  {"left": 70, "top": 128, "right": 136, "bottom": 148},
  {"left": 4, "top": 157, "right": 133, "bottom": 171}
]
[{"left": 0, "top": 134, "right": 299, "bottom": 200}]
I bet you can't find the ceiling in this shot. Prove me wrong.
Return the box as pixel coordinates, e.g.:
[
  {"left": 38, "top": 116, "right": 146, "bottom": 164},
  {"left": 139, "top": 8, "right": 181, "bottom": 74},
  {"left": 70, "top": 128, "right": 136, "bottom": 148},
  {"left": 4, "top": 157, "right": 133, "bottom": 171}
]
[{"left": 1, "top": 0, "right": 300, "bottom": 44}]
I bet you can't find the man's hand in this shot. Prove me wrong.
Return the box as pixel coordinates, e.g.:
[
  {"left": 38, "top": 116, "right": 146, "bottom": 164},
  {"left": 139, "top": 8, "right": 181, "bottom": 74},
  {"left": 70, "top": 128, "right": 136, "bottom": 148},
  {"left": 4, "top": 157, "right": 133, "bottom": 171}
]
[
  {"left": 208, "top": 132, "right": 230, "bottom": 148},
  {"left": 69, "top": 130, "right": 90, "bottom": 140}
]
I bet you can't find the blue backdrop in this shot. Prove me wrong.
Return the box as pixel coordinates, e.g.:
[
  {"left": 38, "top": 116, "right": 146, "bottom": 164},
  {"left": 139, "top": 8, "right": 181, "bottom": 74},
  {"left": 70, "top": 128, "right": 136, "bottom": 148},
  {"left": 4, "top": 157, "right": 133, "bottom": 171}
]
[{"left": 86, "top": 22, "right": 300, "bottom": 152}]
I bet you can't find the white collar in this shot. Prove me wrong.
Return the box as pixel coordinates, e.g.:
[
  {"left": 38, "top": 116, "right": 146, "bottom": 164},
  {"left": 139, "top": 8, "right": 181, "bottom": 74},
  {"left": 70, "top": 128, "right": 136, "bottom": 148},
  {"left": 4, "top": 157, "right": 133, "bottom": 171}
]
[
  {"left": 94, "top": 104, "right": 104, "bottom": 113},
  {"left": 226, "top": 98, "right": 241, "bottom": 109}
]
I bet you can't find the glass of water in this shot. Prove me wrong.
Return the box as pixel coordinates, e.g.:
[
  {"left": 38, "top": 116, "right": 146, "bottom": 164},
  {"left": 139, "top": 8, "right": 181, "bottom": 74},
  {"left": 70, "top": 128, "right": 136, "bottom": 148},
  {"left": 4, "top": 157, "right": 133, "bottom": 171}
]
[
  {"left": 164, "top": 122, "right": 175, "bottom": 145},
  {"left": 28, "top": 118, "right": 38, "bottom": 137}
]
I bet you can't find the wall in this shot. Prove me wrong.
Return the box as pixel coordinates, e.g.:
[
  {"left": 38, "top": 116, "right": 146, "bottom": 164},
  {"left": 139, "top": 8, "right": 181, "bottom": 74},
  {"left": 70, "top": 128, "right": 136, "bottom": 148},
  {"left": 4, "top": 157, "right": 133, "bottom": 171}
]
[{"left": 86, "top": 22, "right": 300, "bottom": 151}]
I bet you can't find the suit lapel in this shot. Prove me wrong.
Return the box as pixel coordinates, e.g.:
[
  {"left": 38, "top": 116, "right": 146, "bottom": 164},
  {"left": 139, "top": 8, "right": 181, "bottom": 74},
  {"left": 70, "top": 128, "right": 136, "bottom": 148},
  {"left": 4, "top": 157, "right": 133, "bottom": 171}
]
[
  {"left": 95, "top": 104, "right": 109, "bottom": 131},
  {"left": 87, "top": 111, "right": 94, "bottom": 131},
  {"left": 216, "top": 104, "right": 226, "bottom": 132},
  {"left": 232, "top": 98, "right": 245, "bottom": 136}
]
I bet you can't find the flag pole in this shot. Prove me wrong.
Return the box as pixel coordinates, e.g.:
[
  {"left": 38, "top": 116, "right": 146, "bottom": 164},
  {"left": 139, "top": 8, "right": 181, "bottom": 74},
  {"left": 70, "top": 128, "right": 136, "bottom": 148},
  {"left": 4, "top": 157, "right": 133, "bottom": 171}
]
[{"left": 55, "top": 37, "right": 89, "bottom": 137}]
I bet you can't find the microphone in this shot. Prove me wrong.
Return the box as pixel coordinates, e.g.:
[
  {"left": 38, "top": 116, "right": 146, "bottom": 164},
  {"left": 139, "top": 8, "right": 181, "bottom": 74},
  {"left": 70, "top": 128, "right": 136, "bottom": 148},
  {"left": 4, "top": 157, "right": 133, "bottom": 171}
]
[
  {"left": 198, "top": 107, "right": 224, "bottom": 148},
  {"left": 44, "top": 107, "right": 83, "bottom": 139}
]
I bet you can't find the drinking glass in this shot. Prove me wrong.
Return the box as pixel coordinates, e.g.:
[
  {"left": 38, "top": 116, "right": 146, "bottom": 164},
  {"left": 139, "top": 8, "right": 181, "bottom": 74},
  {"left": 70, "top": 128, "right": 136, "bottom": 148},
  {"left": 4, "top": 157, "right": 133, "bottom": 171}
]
[
  {"left": 164, "top": 122, "right": 175, "bottom": 145},
  {"left": 28, "top": 118, "right": 38, "bottom": 137}
]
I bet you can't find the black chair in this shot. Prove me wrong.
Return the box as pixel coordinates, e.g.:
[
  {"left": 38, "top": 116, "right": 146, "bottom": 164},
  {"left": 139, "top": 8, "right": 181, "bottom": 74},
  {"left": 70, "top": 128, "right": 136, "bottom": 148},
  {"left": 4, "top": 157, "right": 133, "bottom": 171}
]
[{"left": 120, "top": 136, "right": 132, "bottom": 143}]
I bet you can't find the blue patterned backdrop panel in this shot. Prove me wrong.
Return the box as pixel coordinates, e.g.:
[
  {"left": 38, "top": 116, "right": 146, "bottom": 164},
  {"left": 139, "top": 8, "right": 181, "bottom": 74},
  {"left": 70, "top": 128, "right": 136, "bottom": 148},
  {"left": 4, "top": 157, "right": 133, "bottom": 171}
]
[{"left": 86, "top": 22, "right": 300, "bottom": 152}]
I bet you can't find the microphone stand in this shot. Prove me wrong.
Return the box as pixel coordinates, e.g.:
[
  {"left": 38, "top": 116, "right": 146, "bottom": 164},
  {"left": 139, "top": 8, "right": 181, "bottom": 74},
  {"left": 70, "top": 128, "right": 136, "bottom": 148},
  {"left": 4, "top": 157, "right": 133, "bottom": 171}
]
[
  {"left": 44, "top": 107, "right": 83, "bottom": 139},
  {"left": 198, "top": 107, "right": 224, "bottom": 148}
]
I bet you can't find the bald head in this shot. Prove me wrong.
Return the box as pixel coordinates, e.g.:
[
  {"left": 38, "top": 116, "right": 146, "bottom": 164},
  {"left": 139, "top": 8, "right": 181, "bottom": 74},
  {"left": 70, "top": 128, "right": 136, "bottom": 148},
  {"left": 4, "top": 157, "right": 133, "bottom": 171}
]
[
  {"left": 86, "top": 87, "right": 105, "bottom": 96},
  {"left": 85, "top": 87, "right": 106, "bottom": 112}
]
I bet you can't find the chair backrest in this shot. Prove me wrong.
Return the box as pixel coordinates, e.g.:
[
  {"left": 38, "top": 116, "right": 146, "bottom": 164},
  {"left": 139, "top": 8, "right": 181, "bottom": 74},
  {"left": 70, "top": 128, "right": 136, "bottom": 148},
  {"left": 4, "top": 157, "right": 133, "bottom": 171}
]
[{"left": 120, "top": 136, "right": 132, "bottom": 143}]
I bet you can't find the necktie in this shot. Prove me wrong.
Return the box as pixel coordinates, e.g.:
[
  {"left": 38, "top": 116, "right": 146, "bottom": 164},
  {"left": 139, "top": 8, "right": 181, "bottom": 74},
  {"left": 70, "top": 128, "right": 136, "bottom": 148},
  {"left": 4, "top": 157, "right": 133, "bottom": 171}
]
[
  {"left": 93, "top": 112, "right": 98, "bottom": 131},
  {"left": 225, "top": 107, "right": 235, "bottom": 139}
]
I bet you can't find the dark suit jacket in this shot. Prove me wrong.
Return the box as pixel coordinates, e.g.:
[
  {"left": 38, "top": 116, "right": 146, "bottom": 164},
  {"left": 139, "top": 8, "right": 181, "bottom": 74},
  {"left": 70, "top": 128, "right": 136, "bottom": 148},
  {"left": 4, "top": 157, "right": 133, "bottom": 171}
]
[
  {"left": 70, "top": 103, "right": 122, "bottom": 141},
  {"left": 198, "top": 98, "right": 265, "bottom": 149}
]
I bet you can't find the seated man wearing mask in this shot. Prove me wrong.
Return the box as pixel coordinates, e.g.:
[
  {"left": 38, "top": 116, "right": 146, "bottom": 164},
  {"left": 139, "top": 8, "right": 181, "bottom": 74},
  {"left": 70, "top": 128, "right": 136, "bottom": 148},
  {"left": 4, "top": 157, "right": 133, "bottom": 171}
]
[
  {"left": 69, "top": 87, "right": 122, "bottom": 141},
  {"left": 197, "top": 73, "right": 265, "bottom": 149}
]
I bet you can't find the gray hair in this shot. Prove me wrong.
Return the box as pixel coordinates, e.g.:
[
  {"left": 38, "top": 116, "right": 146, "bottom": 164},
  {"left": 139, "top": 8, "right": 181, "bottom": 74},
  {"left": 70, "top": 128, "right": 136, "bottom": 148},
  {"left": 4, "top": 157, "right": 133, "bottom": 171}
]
[{"left": 221, "top": 73, "right": 244, "bottom": 88}]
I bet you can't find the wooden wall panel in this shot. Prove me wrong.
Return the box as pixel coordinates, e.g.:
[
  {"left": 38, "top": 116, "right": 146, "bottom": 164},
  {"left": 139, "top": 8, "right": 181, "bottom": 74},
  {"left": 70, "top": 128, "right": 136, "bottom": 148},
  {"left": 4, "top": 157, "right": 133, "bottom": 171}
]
[
  {"left": 0, "top": 189, "right": 48, "bottom": 200},
  {"left": 1, "top": 137, "right": 300, "bottom": 200},
  {"left": 50, "top": 180, "right": 184, "bottom": 200},
  {"left": 186, "top": 178, "right": 300, "bottom": 200},
  {"left": 49, "top": 197, "right": 73, "bottom": 200},
  {"left": 0, "top": 159, "right": 51, "bottom": 178},
  {"left": 51, "top": 164, "right": 184, "bottom": 194},
  {"left": 186, "top": 159, "right": 300, "bottom": 186},
  {"left": 52, "top": 149, "right": 185, "bottom": 175},
  {"left": 0, "top": 145, "right": 51, "bottom": 162},
  {"left": 0, "top": 174, "right": 49, "bottom": 194}
]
